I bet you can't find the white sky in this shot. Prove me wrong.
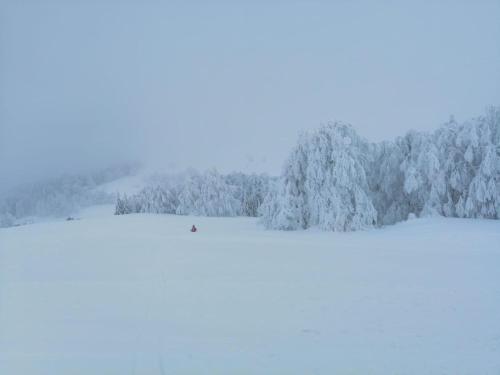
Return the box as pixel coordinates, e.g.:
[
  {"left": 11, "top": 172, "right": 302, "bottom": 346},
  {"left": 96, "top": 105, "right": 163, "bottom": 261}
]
[{"left": 1, "top": 0, "right": 499, "bottom": 189}]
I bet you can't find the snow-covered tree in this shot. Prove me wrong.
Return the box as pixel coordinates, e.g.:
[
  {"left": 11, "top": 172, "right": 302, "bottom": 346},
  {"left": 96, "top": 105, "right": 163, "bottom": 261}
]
[
  {"left": 262, "top": 106, "right": 500, "bottom": 231},
  {"left": 117, "top": 169, "right": 270, "bottom": 218},
  {"left": 176, "top": 169, "right": 241, "bottom": 217},
  {"left": 114, "top": 194, "right": 131, "bottom": 215},
  {"left": 261, "top": 133, "right": 309, "bottom": 230},
  {"left": 225, "top": 172, "right": 271, "bottom": 217},
  {"left": 175, "top": 171, "right": 203, "bottom": 215},
  {"left": 262, "top": 123, "right": 377, "bottom": 231}
]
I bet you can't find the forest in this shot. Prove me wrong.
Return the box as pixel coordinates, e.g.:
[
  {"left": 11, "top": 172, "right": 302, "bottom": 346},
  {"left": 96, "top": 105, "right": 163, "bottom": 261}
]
[{"left": 1, "top": 107, "right": 499, "bottom": 231}]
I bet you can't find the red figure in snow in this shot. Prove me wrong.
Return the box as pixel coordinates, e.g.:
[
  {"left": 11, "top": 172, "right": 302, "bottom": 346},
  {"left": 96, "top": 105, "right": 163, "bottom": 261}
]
[{"left": 190, "top": 225, "right": 197, "bottom": 233}]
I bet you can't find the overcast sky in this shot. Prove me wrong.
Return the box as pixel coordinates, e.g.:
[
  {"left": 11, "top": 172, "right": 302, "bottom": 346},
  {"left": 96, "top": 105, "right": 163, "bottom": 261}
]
[{"left": 1, "top": 0, "right": 499, "bottom": 190}]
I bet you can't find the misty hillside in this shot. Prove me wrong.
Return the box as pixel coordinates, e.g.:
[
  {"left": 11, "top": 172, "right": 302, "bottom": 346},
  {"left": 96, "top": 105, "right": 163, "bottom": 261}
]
[
  {"left": 2, "top": 107, "right": 499, "bottom": 231},
  {"left": 0, "top": 164, "right": 140, "bottom": 227}
]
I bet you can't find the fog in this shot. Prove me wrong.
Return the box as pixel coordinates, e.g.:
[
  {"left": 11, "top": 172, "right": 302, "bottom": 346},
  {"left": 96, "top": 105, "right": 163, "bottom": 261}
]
[{"left": 1, "top": 0, "right": 499, "bottom": 191}]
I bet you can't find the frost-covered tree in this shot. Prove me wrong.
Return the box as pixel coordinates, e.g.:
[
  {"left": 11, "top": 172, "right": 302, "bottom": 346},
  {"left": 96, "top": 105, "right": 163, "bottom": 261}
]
[
  {"left": 115, "top": 194, "right": 131, "bottom": 215},
  {"left": 199, "top": 169, "right": 241, "bottom": 216},
  {"left": 175, "top": 170, "right": 203, "bottom": 215},
  {"left": 262, "top": 107, "right": 500, "bottom": 231},
  {"left": 262, "top": 123, "right": 377, "bottom": 231},
  {"left": 135, "top": 185, "right": 179, "bottom": 214},
  {"left": 397, "top": 131, "right": 443, "bottom": 218},
  {"left": 225, "top": 172, "right": 271, "bottom": 217},
  {"left": 458, "top": 108, "right": 500, "bottom": 218},
  {"left": 369, "top": 140, "right": 407, "bottom": 225},
  {"left": 259, "top": 179, "right": 282, "bottom": 227},
  {"left": 466, "top": 145, "right": 498, "bottom": 217},
  {"left": 176, "top": 169, "right": 241, "bottom": 216},
  {"left": 261, "top": 134, "right": 309, "bottom": 230},
  {"left": 430, "top": 108, "right": 500, "bottom": 219},
  {"left": 115, "top": 169, "right": 272, "bottom": 218},
  {"left": 305, "top": 123, "right": 376, "bottom": 231}
]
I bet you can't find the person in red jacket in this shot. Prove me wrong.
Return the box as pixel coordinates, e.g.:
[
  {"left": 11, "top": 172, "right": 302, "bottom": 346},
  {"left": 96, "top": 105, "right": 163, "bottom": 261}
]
[{"left": 190, "top": 225, "right": 197, "bottom": 233}]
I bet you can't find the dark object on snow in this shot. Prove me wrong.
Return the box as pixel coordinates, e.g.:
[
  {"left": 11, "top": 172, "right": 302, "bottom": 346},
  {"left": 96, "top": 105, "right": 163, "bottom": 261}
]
[
  {"left": 66, "top": 217, "right": 75, "bottom": 221},
  {"left": 191, "top": 225, "right": 197, "bottom": 233}
]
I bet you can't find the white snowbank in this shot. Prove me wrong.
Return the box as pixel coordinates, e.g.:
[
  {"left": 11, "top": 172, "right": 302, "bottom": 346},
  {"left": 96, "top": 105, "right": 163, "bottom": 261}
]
[{"left": 1, "top": 211, "right": 499, "bottom": 374}]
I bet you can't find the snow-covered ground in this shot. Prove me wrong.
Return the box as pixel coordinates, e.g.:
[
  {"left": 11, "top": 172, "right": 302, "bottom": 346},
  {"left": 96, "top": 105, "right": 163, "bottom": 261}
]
[{"left": 1, "top": 209, "right": 500, "bottom": 374}]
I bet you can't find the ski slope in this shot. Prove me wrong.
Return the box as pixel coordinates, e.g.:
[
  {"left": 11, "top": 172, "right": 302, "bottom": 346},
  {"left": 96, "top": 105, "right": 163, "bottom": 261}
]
[{"left": 1, "top": 209, "right": 500, "bottom": 374}]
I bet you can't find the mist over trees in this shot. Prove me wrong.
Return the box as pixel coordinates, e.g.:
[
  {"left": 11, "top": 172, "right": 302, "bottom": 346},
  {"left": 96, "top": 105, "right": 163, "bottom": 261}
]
[
  {"left": 0, "top": 164, "right": 138, "bottom": 227},
  {"left": 262, "top": 107, "right": 500, "bottom": 231},
  {"left": 115, "top": 106, "right": 499, "bottom": 231},
  {"left": 2, "top": 108, "right": 498, "bottom": 231}
]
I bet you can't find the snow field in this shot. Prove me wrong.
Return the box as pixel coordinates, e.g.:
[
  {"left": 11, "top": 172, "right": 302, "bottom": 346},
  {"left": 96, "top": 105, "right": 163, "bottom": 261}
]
[{"left": 1, "top": 213, "right": 500, "bottom": 374}]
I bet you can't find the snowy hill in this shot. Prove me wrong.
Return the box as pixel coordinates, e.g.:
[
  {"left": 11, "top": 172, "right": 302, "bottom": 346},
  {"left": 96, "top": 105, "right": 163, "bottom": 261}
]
[
  {"left": 1, "top": 210, "right": 499, "bottom": 374},
  {"left": 0, "top": 164, "right": 142, "bottom": 228}
]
